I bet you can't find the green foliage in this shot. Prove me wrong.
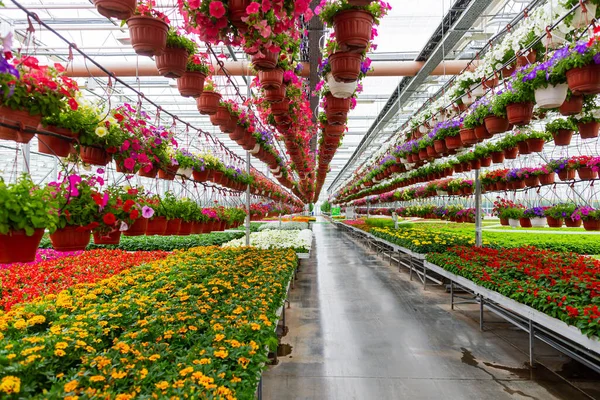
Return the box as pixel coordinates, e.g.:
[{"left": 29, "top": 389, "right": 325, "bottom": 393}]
[
  {"left": 320, "top": 201, "right": 332, "bottom": 213},
  {"left": 499, "top": 207, "right": 524, "bottom": 220},
  {"left": 546, "top": 118, "right": 576, "bottom": 133},
  {"left": 166, "top": 28, "right": 196, "bottom": 54},
  {"left": 545, "top": 203, "right": 577, "bottom": 219}
]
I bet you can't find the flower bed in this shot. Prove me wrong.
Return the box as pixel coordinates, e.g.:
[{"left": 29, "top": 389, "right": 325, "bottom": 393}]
[
  {"left": 426, "top": 246, "right": 600, "bottom": 338},
  {"left": 370, "top": 227, "right": 483, "bottom": 254},
  {"left": 0, "top": 249, "right": 81, "bottom": 270},
  {"left": 258, "top": 222, "right": 309, "bottom": 231},
  {"left": 223, "top": 229, "right": 313, "bottom": 253},
  {"left": 0, "top": 250, "right": 168, "bottom": 311},
  {"left": 0, "top": 247, "right": 297, "bottom": 398}
]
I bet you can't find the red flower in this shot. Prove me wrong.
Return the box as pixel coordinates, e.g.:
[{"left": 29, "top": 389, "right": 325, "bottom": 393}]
[
  {"left": 130, "top": 209, "right": 140, "bottom": 220},
  {"left": 103, "top": 212, "right": 117, "bottom": 226},
  {"left": 209, "top": 1, "right": 226, "bottom": 18},
  {"left": 123, "top": 199, "right": 135, "bottom": 212}
]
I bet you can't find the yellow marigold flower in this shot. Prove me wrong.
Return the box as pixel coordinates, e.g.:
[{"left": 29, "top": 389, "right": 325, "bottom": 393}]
[
  {"left": 90, "top": 376, "right": 105, "bottom": 382},
  {"left": 0, "top": 376, "right": 20, "bottom": 394},
  {"left": 199, "top": 358, "right": 211, "bottom": 365},
  {"left": 214, "top": 349, "right": 228, "bottom": 359},
  {"left": 229, "top": 340, "right": 241, "bottom": 348},
  {"left": 140, "top": 368, "right": 148, "bottom": 379},
  {"left": 111, "top": 370, "right": 127, "bottom": 380},
  {"left": 27, "top": 315, "right": 46, "bottom": 325},
  {"left": 155, "top": 381, "right": 169, "bottom": 390},
  {"left": 55, "top": 342, "right": 69, "bottom": 350},
  {"left": 63, "top": 379, "right": 78, "bottom": 393},
  {"left": 148, "top": 354, "right": 161, "bottom": 362},
  {"left": 237, "top": 357, "right": 250, "bottom": 369},
  {"left": 212, "top": 323, "right": 224, "bottom": 331},
  {"left": 13, "top": 319, "right": 27, "bottom": 330},
  {"left": 214, "top": 334, "right": 225, "bottom": 342},
  {"left": 231, "top": 376, "right": 242, "bottom": 383},
  {"left": 54, "top": 349, "right": 66, "bottom": 357},
  {"left": 179, "top": 367, "right": 194, "bottom": 377},
  {"left": 250, "top": 323, "right": 261, "bottom": 331},
  {"left": 115, "top": 395, "right": 133, "bottom": 400}
]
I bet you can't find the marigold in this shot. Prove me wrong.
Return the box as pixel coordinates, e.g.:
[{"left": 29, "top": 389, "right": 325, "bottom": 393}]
[
  {"left": 63, "top": 379, "right": 78, "bottom": 393},
  {"left": 0, "top": 376, "right": 20, "bottom": 394}
]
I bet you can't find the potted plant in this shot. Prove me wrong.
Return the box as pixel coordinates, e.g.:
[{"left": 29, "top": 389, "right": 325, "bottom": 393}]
[
  {"left": 554, "top": 37, "right": 600, "bottom": 95},
  {"left": 174, "top": 149, "right": 197, "bottom": 178},
  {"left": 197, "top": 79, "right": 221, "bottom": 115},
  {"left": 93, "top": 0, "right": 136, "bottom": 20},
  {"left": 544, "top": 203, "right": 575, "bottom": 228},
  {"left": 521, "top": 52, "right": 569, "bottom": 109},
  {"left": 0, "top": 175, "right": 59, "bottom": 263},
  {"left": 572, "top": 96, "right": 600, "bottom": 138},
  {"left": 524, "top": 129, "right": 551, "bottom": 152},
  {"left": 572, "top": 206, "right": 600, "bottom": 231},
  {"left": 177, "top": 53, "right": 211, "bottom": 98},
  {"left": 40, "top": 99, "right": 95, "bottom": 158},
  {"left": 549, "top": 157, "right": 577, "bottom": 181},
  {"left": 546, "top": 118, "right": 576, "bottom": 146},
  {"left": 155, "top": 28, "right": 196, "bottom": 79},
  {"left": 122, "top": 188, "right": 154, "bottom": 236},
  {"left": 76, "top": 106, "right": 125, "bottom": 165},
  {"left": 500, "top": 207, "right": 525, "bottom": 228},
  {"left": 125, "top": 0, "right": 170, "bottom": 57},
  {"left": 491, "top": 84, "right": 535, "bottom": 126},
  {"left": 524, "top": 206, "right": 547, "bottom": 228},
  {"left": 93, "top": 186, "right": 136, "bottom": 245}
]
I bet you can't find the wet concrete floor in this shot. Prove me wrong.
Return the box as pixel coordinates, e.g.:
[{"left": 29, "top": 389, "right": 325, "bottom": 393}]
[{"left": 262, "top": 220, "right": 600, "bottom": 400}]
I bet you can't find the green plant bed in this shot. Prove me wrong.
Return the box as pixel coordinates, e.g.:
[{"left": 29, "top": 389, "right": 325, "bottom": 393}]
[
  {"left": 233, "top": 222, "right": 264, "bottom": 233},
  {"left": 364, "top": 218, "right": 397, "bottom": 229}
]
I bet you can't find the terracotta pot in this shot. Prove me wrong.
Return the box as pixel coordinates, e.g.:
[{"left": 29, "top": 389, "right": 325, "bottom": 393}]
[
  {"left": 578, "top": 167, "right": 597, "bottom": 180},
  {"left": 347, "top": 0, "right": 373, "bottom": 5},
  {"left": 433, "top": 139, "right": 447, "bottom": 153},
  {"left": 251, "top": 50, "right": 278, "bottom": 71},
  {"left": 126, "top": 16, "right": 168, "bottom": 57},
  {"left": 480, "top": 156, "right": 492, "bottom": 167},
  {"left": 484, "top": 116, "right": 509, "bottom": 134},
  {"left": 503, "top": 147, "right": 518, "bottom": 159},
  {"left": 499, "top": 217, "right": 509, "bottom": 226},
  {"left": 220, "top": 116, "right": 238, "bottom": 134},
  {"left": 138, "top": 166, "right": 158, "bottom": 178},
  {"left": 418, "top": 149, "right": 428, "bottom": 160},
  {"left": 483, "top": 77, "right": 499, "bottom": 89},
  {"left": 539, "top": 173, "right": 555, "bottom": 185},
  {"left": 270, "top": 98, "right": 289, "bottom": 115},
  {"left": 258, "top": 68, "right": 284, "bottom": 90},
  {"left": 158, "top": 165, "right": 178, "bottom": 181},
  {"left": 426, "top": 146, "right": 437, "bottom": 158},
  {"left": 0, "top": 107, "right": 41, "bottom": 143},
  {"left": 559, "top": 95, "right": 584, "bottom": 116},
  {"left": 519, "top": 218, "right": 532, "bottom": 228},
  {"left": 501, "top": 62, "right": 517, "bottom": 79},
  {"left": 177, "top": 71, "right": 206, "bottom": 98},
  {"left": 496, "top": 181, "right": 507, "bottom": 190},
  {"left": 333, "top": 10, "right": 374, "bottom": 53},
  {"left": 469, "top": 159, "right": 481, "bottom": 170},
  {"left": 524, "top": 176, "right": 540, "bottom": 187},
  {"left": 212, "top": 171, "right": 225, "bottom": 185},
  {"left": 517, "top": 140, "right": 530, "bottom": 155},
  {"left": 491, "top": 151, "right": 505, "bottom": 164},
  {"left": 163, "top": 218, "right": 182, "bottom": 235},
  {"left": 80, "top": 146, "right": 109, "bottom": 166},
  {"left": 326, "top": 113, "right": 347, "bottom": 125},
  {"left": 583, "top": 219, "right": 600, "bottom": 231},
  {"left": 210, "top": 106, "right": 230, "bottom": 126},
  {"left": 526, "top": 137, "right": 545, "bottom": 152},
  {"left": 124, "top": 218, "right": 148, "bottom": 236},
  {"left": 179, "top": 221, "right": 194, "bottom": 236},
  {"left": 552, "top": 129, "right": 573, "bottom": 146},
  {"left": 146, "top": 216, "right": 168, "bottom": 235},
  {"left": 197, "top": 91, "right": 221, "bottom": 115},
  {"left": 329, "top": 51, "right": 363, "bottom": 83},
  {"left": 38, "top": 126, "right": 74, "bottom": 157},
  {"left": 566, "top": 64, "right": 600, "bottom": 95},
  {"left": 459, "top": 128, "right": 478, "bottom": 145},
  {"left": 228, "top": 0, "right": 250, "bottom": 29},
  {"left": 445, "top": 135, "right": 462, "bottom": 150},
  {"left": 506, "top": 102, "right": 534, "bottom": 126},
  {"left": 93, "top": 230, "right": 122, "bottom": 245},
  {"left": 513, "top": 180, "right": 526, "bottom": 189},
  {"left": 565, "top": 218, "right": 582, "bottom": 228},
  {"left": 557, "top": 169, "right": 575, "bottom": 181},
  {"left": 50, "top": 226, "right": 91, "bottom": 251},
  {"left": 264, "top": 85, "right": 286, "bottom": 102},
  {"left": 326, "top": 94, "right": 351, "bottom": 116},
  {"left": 325, "top": 124, "right": 346, "bottom": 137},
  {"left": 0, "top": 229, "right": 44, "bottom": 263},
  {"left": 474, "top": 124, "right": 492, "bottom": 140},
  {"left": 192, "top": 169, "right": 210, "bottom": 182},
  {"left": 93, "top": 0, "right": 136, "bottom": 19},
  {"left": 229, "top": 125, "right": 246, "bottom": 141},
  {"left": 578, "top": 121, "right": 600, "bottom": 139},
  {"left": 155, "top": 47, "right": 188, "bottom": 78},
  {"left": 546, "top": 216, "right": 563, "bottom": 228}
]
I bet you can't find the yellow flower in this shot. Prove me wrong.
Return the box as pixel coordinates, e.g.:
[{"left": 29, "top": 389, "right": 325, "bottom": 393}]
[
  {"left": 139, "top": 368, "right": 148, "bottom": 379},
  {"left": 0, "top": 376, "right": 20, "bottom": 394},
  {"left": 148, "top": 354, "right": 161, "bottom": 362},
  {"left": 111, "top": 370, "right": 127, "bottom": 380},
  {"left": 90, "top": 376, "right": 105, "bottom": 382},
  {"left": 179, "top": 367, "right": 194, "bottom": 377},
  {"left": 95, "top": 126, "right": 108, "bottom": 137},
  {"left": 55, "top": 342, "right": 69, "bottom": 350},
  {"left": 155, "top": 381, "right": 169, "bottom": 390},
  {"left": 64, "top": 379, "right": 78, "bottom": 393},
  {"left": 250, "top": 323, "right": 261, "bottom": 331},
  {"left": 115, "top": 395, "right": 133, "bottom": 400},
  {"left": 54, "top": 349, "right": 66, "bottom": 357},
  {"left": 214, "top": 334, "right": 225, "bottom": 342},
  {"left": 199, "top": 358, "right": 211, "bottom": 365},
  {"left": 13, "top": 319, "right": 27, "bottom": 330},
  {"left": 214, "top": 349, "right": 228, "bottom": 359}
]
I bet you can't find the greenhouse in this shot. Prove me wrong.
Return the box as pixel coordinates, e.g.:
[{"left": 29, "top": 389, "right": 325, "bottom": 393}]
[{"left": 1, "top": 0, "right": 600, "bottom": 398}]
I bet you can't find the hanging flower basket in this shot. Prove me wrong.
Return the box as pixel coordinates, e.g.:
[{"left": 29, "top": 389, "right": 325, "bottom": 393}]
[
  {"left": 517, "top": 141, "right": 530, "bottom": 155},
  {"left": 93, "top": 0, "right": 136, "bottom": 19},
  {"left": 534, "top": 83, "right": 568, "bottom": 109},
  {"left": 264, "top": 85, "right": 286, "bottom": 103},
  {"left": 210, "top": 106, "right": 230, "bottom": 126},
  {"left": 524, "top": 176, "right": 540, "bottom": 187},
  {"left": 146, "top": 216, "right": 168, "bottom": 235},
  {"left": 506, "top": 102, "right": 534, "bottom": 126},
  {"left": 138, "top": 166, "right": 159, "bottom": 178},
  {"left": 192, "top": 169, "right": 210, "bottom": 182},
  {"left": 329, "top": 52, "right": 362, "bottom": 83},
  {"left": 583, "top": 219, "right": 600, "bottom": 231},
  {"left": 325, "top": 94, "right": 351, "bottom": 116},
  {"left": 501, "top": 62, "right": 517, "bottom": 79},
  {"left": 547, "top": 216, "right": 563, "bottom": 228},
  {"left": 50, "top": 226, "right": 91, "bottom": 251},
  {"left": 80, "top": 146, "right": 109, "bottom": 166},
  {"left": 459, "top": 128, "right": 477, "bottom": 145},
  {"left": 124, "top": 218, "right": 148, "bottom": 236},
  {"left": 270, "top": 98, "right": 290, "bottom": 115},
  {"left": 480, "top": 156, "right": 492, "bottom": 167},
  {"left": 525, "top": 138, "right": 545, "bottom": 152},
  {"left": 445, "top": 135, "right": 462, "bottom": 150},
  {"left": 0, "top": 107, "right": 41, "bottom": 143},
  {"left": 220, "top": 116, "right": 238, "bottom": 134},
  {"left": 518, "top": 217, "right": 532, "bottom": 228},
  {"left": 327, "top": 73, "right": 358, "bottom": 98},
  {"left": 333, "top": 10, "right": 374, "bottom": 53},
  {"left": 469, "top": 159, "right": 481, "bottom": 170},
  {"left": 433, "top": 139, "right": 447, "bottom": 153},
  {"left": 474, "top": 124, "right": 492, "bottom": 140},
  {"left": 559, "top": 95, "right": 583, "bottom": 116},
  {"left": 578, "top": 121, "right": 599, "bottom": 139},
  {"left": 38, "top": 126, "right": 75, "bottom": 158},
  {"left": 496, "top": 181, "right": 507, "bottom": 190},
  {"left": 258, "top": 68, "right": 284, "bottom": 90},
  {"left": 177, "top": 71, "right": 206, "bottom": 98},
  {"left": 327, "top": 113, "right": 347, "bottom": 125},
  {"left": 229, "top": 125, "right": 246, "bottom": 141},
  {"left": 0, "top": 229, "right": 44, "bottom": 263},
  {"left": 251, "top": 51, "right": 278, "bottom": 71},
  {"left": 484, "top": 116, "right": 510, "bottom": 135},
  {"left": 557, "top": 169, "right": 575, "bottom": 181},
  {"left": 530, "top": 217, "right": 547, "bottom": 228},
  {"left": 325, "top": 124, "right": 346, "bottom": 137},
  {"left": 539, "top": 173, "right": 555, "bottom": 185},
  {"left": 179, "top": 221, "right": 193, "bottom": 236},
  {"left": 552, "top": 129, "right": 573, "bottom": 146},
  {"left": 158, "top": 165, "right": 178, "bottom": 181},
  {"left": 93, "top": 230, "right": 122, "bottom": 245},
  {"left": 197, "top": 91, "right": 221, "bottom": 115},
  {"left": 566, "top": 64, "right": 600, "bottom": 95},
  {"left": 126, "top": 16, "right": 169, "bottom": 57},
  {"left": 578, "top": 167, "right": 597, "bottom": 180},
  {"left": 229, "top": 0, "right": 250, "bottom": 30},
  {"left": 156, "top": 47, "right": 189, "bottom": 79},
  {"left": 178, "top": 167, "right": 193, "bottom": 178},
  {"left": 565, "top": 218, "right": 582, "bottom": 228},
  {"left": 504, "top": 147, "right": 518, "bottom": 159}
]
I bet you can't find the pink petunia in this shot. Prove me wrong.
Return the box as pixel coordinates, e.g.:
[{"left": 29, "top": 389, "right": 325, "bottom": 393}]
[
  {"left": 142, "top": 206, "right": 154, "bottom": 219},
  {"left": 209, "top": 1, "right": 226, "bottom": 19},
  {"left": 246, "top": 1, "right": 260, "bottom": 14},
  {"left": 124, "top": 157, "right": 136, "bottom": 171}
]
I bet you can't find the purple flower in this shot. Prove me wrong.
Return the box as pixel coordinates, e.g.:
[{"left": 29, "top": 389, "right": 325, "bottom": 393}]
[
  {"left": 142, "top": 206, "right": 154, "bottom": 219},
  {"left": 574, "top": 41, "right": 588, "bottom": 55},
  {"left": 594, "top": 53, "right": 600, "bottom": 65}
]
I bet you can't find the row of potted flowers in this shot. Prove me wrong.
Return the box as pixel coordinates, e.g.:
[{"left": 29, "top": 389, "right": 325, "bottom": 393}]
[
  {"left": 223, "top": 228, "right": 313, "bottom": 253},
  {"left": 493, "top": 198, "right": 600, "bottom": 229}
]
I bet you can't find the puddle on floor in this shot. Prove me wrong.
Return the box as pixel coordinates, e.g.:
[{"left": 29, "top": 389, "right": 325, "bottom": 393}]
[{"left": 277, "top": 343, "right": 293, "bottom": 357}]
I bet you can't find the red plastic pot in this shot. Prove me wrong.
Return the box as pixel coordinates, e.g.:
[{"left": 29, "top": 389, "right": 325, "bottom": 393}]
[
  {"left": 519, "top": 218, "right": 532, "bottom": 228},
  {"left": 517, "top": 140, "right": 530, "bottom": 155},
  {"left": 329, "top": 51, "right": 363, "bottom": 83},
  {"left": 565, "top": 218, "right": 582, "bottom": 228},
  {"left": 158, "top": 165, "right": 178, "bottom": 181},
  {"left": 500, "top": 218, "right": 509, "bottom": 226},
  {"left": 557, "top": 169, "right": 575, "bottom": 181},
  {"left": 0, "top": 107, "right": 41, "bottom": 143},
  {"left": 192, "top": 169, "right": 210, "bottom": 182},
  {"left": 220, "top": 116, "right": 238, "bottom": 134},
  {"left": 270, "top": 98, "right": 290, "bottom": 115},
  {"left": 469, "top": 159, "right": 481, "bottom": 170},
  {"left": 325, "top": 94, "right": 351, "bottom": 116},
  {"left": 258, "top": 68, "right": 284, "bottom": 90},
  {"left": 229, "top": 125, "right": 246, "bottom": 141},
  {"left": 179, "top": 221, "right": 193, "bottom": 236},
  {"left": 210, "top": 106, "right": 230, "bottom": 126},
  {"left": 0, "top": 229, "right": 44, "bottom": 263},
  {"left": 583, "top": 219, "right": 600, "bottom": 231},
  {"left": 578, "top": 121, "right": 599, "bottom": 139},
  {"left": 264, "top": 85, "right": 286, "bottom": 103},
  {"left": 496, "top": 181, "right": 507, "bottom": 191},
  {"left": 126, "top": 16, "right": 168, "bottom": 57},
  {"left": 506, "top": 102, "right": 534, "bottom": 126},
  {"left": 552, "top": 129, "right": 573, "bottom": 146},
  {"left": 433, "top": 139, "right": 447, "bottom": 153},
  {"left": 459, "top": 128, "right": 477, "bottom": 145},
  {"left": 80, "top": 146, "right": 109, "bottom": 166},
  {"left": 445, "top": 135, "right": 462, "bottom": 150},
  {"left": 480, "top": 156, "right": 492, "bottom": 167},
  {"left": 524, "top": 176, "right": 540, "bottom": 187},
  {"left": 333, "top": 10, "right": 374, "bottom": 53},
  {"left": 491, "top": 151, "right": 505, "bottom": 164},
  {"left": 38, "top": 126, "right": 74, "bottom": 157},
  {"left": 566, "top": 64, "right": 600, "bottom": 95},
  {"left": 177, "top": 71, "right": 206, "bottom": 98},
  {"left": 578, "top": 167, "right": 598, "bottom": 180},
  {"left": 164, "top": 218, "right": 182, "bottom": 235},
  {"left": 155, "top": 47, "right": 188, "bottom": 78},
  {"left": 484, "top": 116, "right": 509, "bottom": 135},
  {"left": 559, "top": 95, "right": 583, "bottom": 116},
  {"left": 93, "top": 230, "right": 122, "bottom": 245},
  {"left": 546, "top": 216, "right": 563, "bottom": 228},
  {"left": 526, "top": 137, "right": 545, "bottom": 152},
  {"left": 474, "top": 125, "right": 492, "bottom": 140},
  {"left": 146, "top": 216, "right": 168, "bottom": 235},
  {"left": 138, "top": 166, "right": 159, "bottom": 179},
  {"left": 251, "top": 50, "right": 278, "bottom": 71},
  {"left": 93, "top": 0, "right": 136, "bottom": 19},
  {"left": 123, "top": 218, "right": 148, "bottom": 236},
  {"left": 50, "top": 226, "right": 91, "bottom": 251},
  {"left": 504, "top": 147, "right": 518, "bottom": 159},
  {"left": 197, "top": 91, "right": 221, "bottom": 115},
  {"left": 539, "top": 173, "right": 555, "bottom": 185}
]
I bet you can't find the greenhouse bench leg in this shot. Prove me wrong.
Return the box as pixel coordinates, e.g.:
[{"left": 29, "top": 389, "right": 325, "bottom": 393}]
[
  {"left": 529, "top": 319, "right": 535, "bottom": 367},
  {"left": 480, "top": 297, "right": 484, "bottom": 332}
]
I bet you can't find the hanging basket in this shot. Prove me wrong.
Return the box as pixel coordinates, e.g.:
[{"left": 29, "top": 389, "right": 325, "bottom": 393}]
[
  {"left": 326, "top": 113, "right": 347, "bottom": 125},
  {"left": 504, "top": 147, "right": 518, "bottom": 159},
  {"left": 229, "top": 125, "right": 246, "bottom": 141},
  {"left": 325, "top": 94, "right": 351, "bottom": 116},
  {"left": 270, "top": 98, "right": 290, "bottom": 115},
  {"left": 0, "top": 107, "right": 41, "bottom": 143},
  {"left": 534, "top": 83, "right": 568, "bottom": 109},
  {"left": 146, "top": 216, "right": 168, "bottom": 235},
  {"left": 38, "top": 126, "right": 74, "bottom": 157},
  {"left": 517, "top": 140, "right": 530, "bottom": 155},
  {"left": 50, "top": 226, "right": 91, "bottom": 251},
  {"left": 93, "top": 0, "right": 136, "bottom": 19},
  {"left": 229, "top": 0, "right": 250, "bottom": 30},
  {"left": 565, "top": 218, "right": 582, "bottom": 228},
  {"left": 578, "top": 167, "right": 598, "bottom": 180},
  {"left": 327, "top": 73, "right": 358, "bottom": 98},
  {"left": 179, "top": 221, "right": 194, "bottom": 236},
  {"left": 325, "top": 124, "right": 346, "bottom": 137},
  {"left": 126, "top": 16, "right": 169, "bottom": 57},
  {"left": 566, "top": 64, "right": 600, "bottom": 95},
  {"left": 559, "top": 95, "right": 584, "bottom": 116},
  {"left": 210, "top": 106, "right": 230, "bottom": 126},
  {"left": 552, "top": 129, "right": 573, "bottom": 146},
  {"left": 433, "top": 139, "right": 447, "bottom": 153},
  {"left": 526, "top": 137, "right": 545, "bottom": 152},
  {"left": 192, "top": 169, "right": 210, "bottom": 182},
  {"left": 539, "top": 173, "right": 555, "bottom": 185},
  {"left": 578, "top": 121, "right": 599, "bottom": 139},
  {"left": 258, "top": 68, "right": 284, "bottom": 90},
  {"left": 501, "top": 62, "right": 517, "bottom": 79},
  {"left": 197, "top": 91, "right": 222, "bottom": 115},
  {"left": 530, "top": 217, "right": 547, "bottom": 228},
  {"left": 264, "top": 85, "right": 286, "bottom": 103},
  {"left": 177, "top": 71, "right": 206, "bottom": 98},
  {"left": 155, "top": 47, "right": 189, "bottom": 79},
  {"left": 220, "top": 116, "right": 238, "bottom": 134},
  {"left": 474, "top": 124, "right": 492, "bottom": 140},
  {"left": 483, "top": 116, "right": 509, "bottom": 135},
  {"left": 251, "top": 51, "right": 279, "bottom": 71},
  {"left": 178, "top": 167, "right": 193, "bottom": 178},
  {"left": 333, "top": 10, "right": 374, "bottom": 53},
  {"left": 0, "top": 229, "right": 44, "bottom": 264},
  {"left": 547, "top": 216, "right": 563, "bottom": 228},
  {"left": 158, "top": 165, "right": 178, "bottom": 181},
  {"left": 93, "top": 230, "right": 122, "bottom": 245},
  {"left": 480, "top": 156, "right": 492, "bottom": 167},
  {"left": 445, "top": 135, "right": 462, "bottom": 150},
  {"left": 459, "top": 128, "right": 477, "bottom": 145},
  {"left": 80, "top": 146, "right": 109, "bottom": 166},
  {"left": 557, "top": 169, "right": 575, "bottom": 181},
  {"left": 583, "top": 219, "right": 600, "bottom": 231},
  {"left": 329, "top": 52, "right": 362, "bottom": 83},
  {"left": 124, "top": 218, "right": 148, "bottom": 236},
  {"left": 524, "top": 176, "right": 540, "bottom": 187},
  {"left": 138, "top": 166, "right": 159, "bottom": 178},
  {"left": 506, "top": 102, "right": 534, "bottom": 126}
]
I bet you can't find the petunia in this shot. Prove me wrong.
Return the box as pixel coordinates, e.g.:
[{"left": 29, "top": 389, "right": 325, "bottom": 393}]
[
  {"left": 246, "top": 1, "right": 259, "bottom": 14},
  {"left": 209, "top": 1, "right": 226, "bottom": 18},
  {"left": 142, "top": 206, "right": 154, "bottom": 219}
]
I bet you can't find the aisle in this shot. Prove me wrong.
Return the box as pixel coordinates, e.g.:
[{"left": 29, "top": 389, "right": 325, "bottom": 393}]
[{"left": 262, "top": 220, "right": 588, "bottom": 400}]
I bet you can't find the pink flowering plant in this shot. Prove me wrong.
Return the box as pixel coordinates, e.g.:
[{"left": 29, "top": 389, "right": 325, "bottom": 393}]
[
  {"left": 571, "top": 206, "right": 600, "bottom": 221},
  {"left": 130, "top": 0, "right": 170, "bottom": 23},
  {"left": 48, "top": 173, "right": 104, "bottom": 230}
]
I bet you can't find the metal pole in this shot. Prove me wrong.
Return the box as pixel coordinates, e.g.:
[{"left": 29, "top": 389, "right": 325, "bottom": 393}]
[
  {"left": 529, "top": 319, "right": 535, "bottom": 367},
  {"left": 22, "top": 143, "right": 31, "bottom": 174},
  {"left": 245, "top": 150, "right": 251, "bottom": 246},
  {"left": 475, "top": 169, "right": 482, "bottom": 246}
]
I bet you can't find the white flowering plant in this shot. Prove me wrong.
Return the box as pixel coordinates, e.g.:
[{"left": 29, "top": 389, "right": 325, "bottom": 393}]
[
  {"left": 223, "top": 229, "right": 313, "bottom": 253},
  {"left": 258, "top": 222, "right": 309, "bottom": 231}
]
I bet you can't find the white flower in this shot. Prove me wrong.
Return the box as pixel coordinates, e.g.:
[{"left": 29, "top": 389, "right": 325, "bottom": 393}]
[
  {"left": 223, "top": 229, "right": 313, "bottom": 253},
  {"left": 95, "top": 126, "right": 108, "bottom": 137}
]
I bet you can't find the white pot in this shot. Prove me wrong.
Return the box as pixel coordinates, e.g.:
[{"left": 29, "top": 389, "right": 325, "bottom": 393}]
[
  {"left": 270, "top": 166, "right": 281, "bottom": 174},
  {"left": 178, "top": 167, "right": 193, "bottom": 178},
  {"left": 534, "top": 83, "right": 568, "bottom": 109},
  {"left": 250, "top": 144, "right": 261, "bottom": 154},
  {"left": 508, "top": 219, "right": 520, "bottom": 228},
  {"left": 462, "top": 94, "right": 474, "bottom": 106},
  {"left": 542, "top": 33, "right": 567, "bottom": 50},
  {"left": 436, "top": 190, "right": 448, "bottom": 196},
  {"left": 530, "top": 217, "right": 547, "bottom": 228},
  {"left": 470, "top": 83, "right": 484, "bottom": 98},
  {"left": 572, "top": 3, "right": 597, "bottom": 28},
  {"left": 327, "top": 74, "right": 357, "bottom": 99},
  {"left": 400, "top": 158, "right": 408, "bottom": 164},
  {"left": 418, "top": 125, "right": 429, "bottom": 134}
]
